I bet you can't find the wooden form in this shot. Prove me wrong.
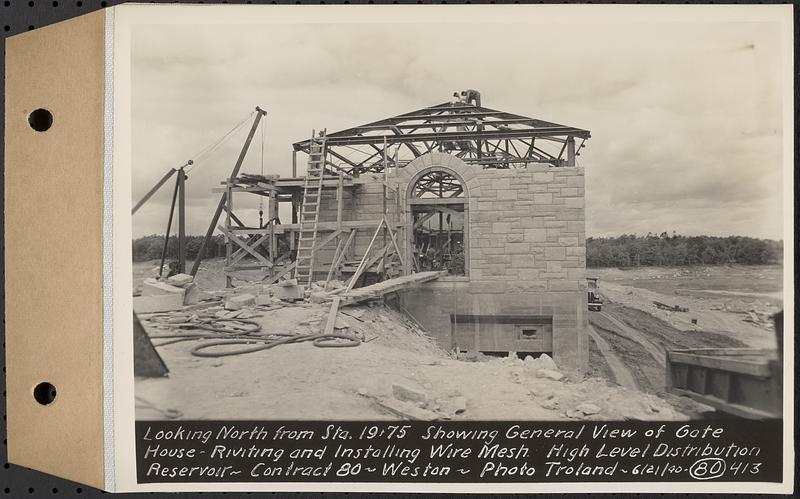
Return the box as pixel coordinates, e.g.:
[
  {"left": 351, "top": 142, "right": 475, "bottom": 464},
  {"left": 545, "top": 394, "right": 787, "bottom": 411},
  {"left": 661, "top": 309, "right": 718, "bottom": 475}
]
[{"left": 665, "top": 348, "right": 782, "bottom": 419}]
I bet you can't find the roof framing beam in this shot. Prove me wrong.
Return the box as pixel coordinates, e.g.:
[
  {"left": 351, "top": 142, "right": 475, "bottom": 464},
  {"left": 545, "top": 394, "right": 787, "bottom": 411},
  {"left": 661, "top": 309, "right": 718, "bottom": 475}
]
[{"left": 319, "top": 127, "right": 589, "bottom": 146}]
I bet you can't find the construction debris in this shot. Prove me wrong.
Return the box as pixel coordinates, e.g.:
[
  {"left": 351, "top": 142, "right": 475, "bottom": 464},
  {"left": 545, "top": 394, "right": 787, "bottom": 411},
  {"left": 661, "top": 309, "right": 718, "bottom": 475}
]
[
  {"left": 183, "top": 283, "right": 203, "bottom": 305},
  {"left": 536, "top": 369, "right": 565, "bottom": 381},
  {"left": 142, "top": 278, "right": 186, "bottom": 298},
  {"left": 653, "top": 301, "right": 689, "bottom": 312},
  {"left": 225, "top": 293, "right": 256, "bottom": 310},
  {"left": 391, "top": 383, "right": 429, "bottom": 407},
  {"left": 337, "top": 271, "right": 448, "bottom": 306},
  {"left": 166, "top": 273, "right": 194, "bottom": 287},
  {"left": 133, "top": 293, "right": 184, "bottom": 314},
  {"left": 274, "top": 281, "right": 305, "bottom": 301},
  {"left": 376, "top": 398, "right": 440, "bottom": 421}
]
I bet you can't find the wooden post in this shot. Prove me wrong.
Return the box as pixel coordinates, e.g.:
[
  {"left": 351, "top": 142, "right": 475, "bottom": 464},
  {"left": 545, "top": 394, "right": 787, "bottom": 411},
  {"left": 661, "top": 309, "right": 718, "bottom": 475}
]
[
  {"left": 325, "top": 238, "right": 344, "bottom": 286},
  {"left": 292, "top": 149, "right": 297, "bottom": 178},
  {"left": 383, "top": 216, "right": 405, "bottom": 268},
  {"left": 190, "top": 107, "right": 266, "bottom": 277},
  {"left": 346, "top": 219, "right": 385, "bottom": 292},
  {"left": 158, "top": 175, "right": 181, "bottom": 278},
  {"left": 336, "top": 173, "right": 344, "bottom": 232},
  {"left": 381, "top": 135, "right": 388, "bottom": 277},
  {"left": 268, "top": 194, "right": 278, "bottom": 279},
  {"left": 177, "top": 168, "right": 186, "bottom": 274},
  {"left": 334, "top": 172, "right": 344, "bottom": 274},
  {"left": 323, "top": 297, "right": 342, "bottom": 337},
  {"left": 224, "top": 179, "right": 233, "bottom": 288}
]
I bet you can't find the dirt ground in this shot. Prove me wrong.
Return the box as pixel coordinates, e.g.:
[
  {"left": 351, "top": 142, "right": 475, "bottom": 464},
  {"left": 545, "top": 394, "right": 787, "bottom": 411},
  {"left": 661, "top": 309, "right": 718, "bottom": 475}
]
[
  {"left": 585, "top": 264, "right": 782, "bottom": 418},
  {"left": 134, "top": 260, "right": 781, "bottom": 421},
  {"left": 590, "top": 265, "right": 782, "bottom": 350}
]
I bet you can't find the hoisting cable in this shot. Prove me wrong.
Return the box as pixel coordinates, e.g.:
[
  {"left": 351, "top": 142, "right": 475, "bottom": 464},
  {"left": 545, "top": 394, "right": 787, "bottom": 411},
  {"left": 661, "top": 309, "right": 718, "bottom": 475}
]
[
  {"left": 133, "top": 110, "right": 255, "bottom": 214},
  {"left": 184, "top": 110, "right": 256, "bottom": 173},
  {"left": 258, "top": 115, "right": 266, "bottom": 227}
]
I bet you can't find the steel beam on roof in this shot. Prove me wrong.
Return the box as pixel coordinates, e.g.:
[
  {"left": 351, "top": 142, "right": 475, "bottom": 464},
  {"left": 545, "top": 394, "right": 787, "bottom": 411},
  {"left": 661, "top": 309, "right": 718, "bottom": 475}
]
[{"left": 321, "top": 127, "right": 589, "bottom": 146}]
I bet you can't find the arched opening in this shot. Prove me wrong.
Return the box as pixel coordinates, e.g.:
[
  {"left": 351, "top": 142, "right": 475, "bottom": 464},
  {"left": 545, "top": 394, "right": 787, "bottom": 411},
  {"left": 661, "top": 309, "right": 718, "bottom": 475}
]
[{"left": 408, "top": 168, "right": 467, "bottom": 276}]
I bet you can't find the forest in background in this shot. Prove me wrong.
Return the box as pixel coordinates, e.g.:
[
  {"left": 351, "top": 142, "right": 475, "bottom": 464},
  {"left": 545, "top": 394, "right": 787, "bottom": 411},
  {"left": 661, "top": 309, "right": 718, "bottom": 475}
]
[
  {"left": 586, "top": 233, "right": 782, "bottom": 267},
  {"left": 132, "top": 232, "right": 783, "bottom": 268},
  {"left": 132, "top": 234, "right": 227, "bottom": 263}
]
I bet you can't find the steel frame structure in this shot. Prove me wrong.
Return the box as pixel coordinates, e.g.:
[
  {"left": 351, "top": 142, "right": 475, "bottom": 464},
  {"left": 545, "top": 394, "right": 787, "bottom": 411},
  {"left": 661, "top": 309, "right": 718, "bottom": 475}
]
[{"left": 292, "top": 100, "right": 591, "bottom": 175}]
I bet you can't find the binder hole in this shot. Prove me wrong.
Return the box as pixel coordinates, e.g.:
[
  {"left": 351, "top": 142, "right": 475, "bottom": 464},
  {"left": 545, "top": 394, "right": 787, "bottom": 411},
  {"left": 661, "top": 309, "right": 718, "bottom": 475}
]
[
  {"left": 33, "top": 382, "right": 56, "bottom": 405},
  {"left": 28, "top": 108, "right": 53, "bottom": 132}
]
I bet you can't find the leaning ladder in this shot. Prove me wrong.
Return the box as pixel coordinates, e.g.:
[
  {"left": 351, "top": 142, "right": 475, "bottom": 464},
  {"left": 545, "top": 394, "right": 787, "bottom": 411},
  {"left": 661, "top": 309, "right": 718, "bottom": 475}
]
[{"left": 294, "top": 130, "right": 327, "bottom": 285}]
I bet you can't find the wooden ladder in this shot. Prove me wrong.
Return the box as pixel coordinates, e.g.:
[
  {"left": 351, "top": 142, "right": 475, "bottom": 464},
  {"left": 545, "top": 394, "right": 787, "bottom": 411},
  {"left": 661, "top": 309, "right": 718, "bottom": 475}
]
[{"left": 294, "top": 130, "right": 327, "bottom": 285}]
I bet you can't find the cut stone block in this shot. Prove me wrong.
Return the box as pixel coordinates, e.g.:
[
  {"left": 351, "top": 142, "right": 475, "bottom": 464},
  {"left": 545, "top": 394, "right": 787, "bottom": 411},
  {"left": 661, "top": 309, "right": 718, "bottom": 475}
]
[
  {"left": 133, "top": 293, "right": 184, "bottom": 314},
  {"left": 141, "top": 278, "right": 186, "bottom": 298},
  {"left": 183, "top": 283, "right": 202, "bottom": 305},
  {"left": 255, "top": 294, "right": 273, "bottom": 306},
  {"left": 537, "top": 353, "right": 558, "bottom": 371},
  {"left": 392, "top": 383, "right": 428, "bottom": 407},
  {"left": 225, "top": 293, "right": 256, "bottom": 310},
  {"left": 536, "top": 369, "right": 564, "bottom": 381},
  {"left": 377, "top": 398, "right": 439, "bottom": 421},
  {"left": 576, "top": 403, "right": 601, "bottom": 415},
  {"left": 166, "top": 273, "right": 194, "bottom": 288},
  {"left": 274, "top": 284, "right": 305, "bottom": 301},
  {"left": 308, "top": 291, "right": 332, "bottom": 304}
]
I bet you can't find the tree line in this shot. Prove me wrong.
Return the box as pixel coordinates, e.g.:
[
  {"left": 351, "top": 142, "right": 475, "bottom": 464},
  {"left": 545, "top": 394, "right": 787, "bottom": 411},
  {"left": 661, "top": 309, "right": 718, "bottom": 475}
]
[
  {"left": 133, "top": 232, "right": 783, "bottom": 267},
  {"left": 586, "top": 233, "right": 782, "bottom": 268},
  {"left": 132, "top": 235, "right": 228, "bottom": 263}
]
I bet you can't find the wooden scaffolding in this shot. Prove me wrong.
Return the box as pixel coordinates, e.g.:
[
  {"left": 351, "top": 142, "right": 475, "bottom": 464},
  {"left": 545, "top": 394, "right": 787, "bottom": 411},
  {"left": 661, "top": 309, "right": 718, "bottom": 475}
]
[{"left": 219, "top": 163, "right": 405, "bottom": 288}]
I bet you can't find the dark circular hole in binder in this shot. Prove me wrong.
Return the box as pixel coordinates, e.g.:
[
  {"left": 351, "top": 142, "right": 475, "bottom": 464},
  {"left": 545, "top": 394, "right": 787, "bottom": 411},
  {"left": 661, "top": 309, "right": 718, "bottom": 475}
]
[
  {"left": 32, "top": 382, "right": 56, "bottom": 405},
  {"left": 27, "top": 108, "right": 53, "bottom": 131}
]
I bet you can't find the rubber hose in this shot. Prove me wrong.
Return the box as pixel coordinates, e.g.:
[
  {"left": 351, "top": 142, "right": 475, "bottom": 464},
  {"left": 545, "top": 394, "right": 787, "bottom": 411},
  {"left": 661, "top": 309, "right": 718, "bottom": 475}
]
[{"left": 191, "top": 333, "right": 361, "bottom": 358}]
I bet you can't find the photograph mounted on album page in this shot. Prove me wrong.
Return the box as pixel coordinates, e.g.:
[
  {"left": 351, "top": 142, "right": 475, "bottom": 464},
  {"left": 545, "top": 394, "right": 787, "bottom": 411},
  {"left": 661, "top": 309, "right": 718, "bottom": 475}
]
[{"left": 3, "top": 3, "right": 794, "bottom": 493}]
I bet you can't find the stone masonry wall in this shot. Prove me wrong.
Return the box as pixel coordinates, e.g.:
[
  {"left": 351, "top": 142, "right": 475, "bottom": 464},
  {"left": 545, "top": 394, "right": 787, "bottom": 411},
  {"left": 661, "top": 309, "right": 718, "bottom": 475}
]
[
  {"left": 392, "top": 152, "right": 588, "bottom": 372},
  {"left": 311, "top": 152, "right": 588, "bottom": 371},
  {"left": 315, "top": 175, "right": 399, "bottom": 271}
]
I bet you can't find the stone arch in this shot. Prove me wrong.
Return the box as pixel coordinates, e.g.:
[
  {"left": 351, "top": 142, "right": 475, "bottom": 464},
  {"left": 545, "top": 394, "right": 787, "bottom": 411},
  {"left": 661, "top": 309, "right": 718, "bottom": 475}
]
[
  {"left": 403, "top": 154, "right": 471, "bottom": 277},
  {"left": 407, "top": 166, "right": 469, "bottom": 201},
  {"left": 399, "top": 152, "right": 476, "bottom": 188}
]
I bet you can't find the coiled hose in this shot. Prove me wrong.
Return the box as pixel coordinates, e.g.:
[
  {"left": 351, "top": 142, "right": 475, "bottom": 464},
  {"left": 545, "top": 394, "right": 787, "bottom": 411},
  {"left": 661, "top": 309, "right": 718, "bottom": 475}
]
[{"left": 148, "top": 317, "right": 361, "bottom": 358}]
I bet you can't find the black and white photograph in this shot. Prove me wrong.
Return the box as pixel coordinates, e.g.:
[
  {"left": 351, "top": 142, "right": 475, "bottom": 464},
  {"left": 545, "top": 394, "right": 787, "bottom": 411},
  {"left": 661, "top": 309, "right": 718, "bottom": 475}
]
[
  {"left": 1, "top": 2, "right": 792, "bottom": 493},
  {"left": 128, "top": 7, "right": 788, "bottom": 426}
]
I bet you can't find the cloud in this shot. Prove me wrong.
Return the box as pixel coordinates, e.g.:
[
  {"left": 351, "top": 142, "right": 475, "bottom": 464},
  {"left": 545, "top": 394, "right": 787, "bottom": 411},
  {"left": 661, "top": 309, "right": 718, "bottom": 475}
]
[{"left": 130, "top": 19, "right": 787, "bottom": 240}]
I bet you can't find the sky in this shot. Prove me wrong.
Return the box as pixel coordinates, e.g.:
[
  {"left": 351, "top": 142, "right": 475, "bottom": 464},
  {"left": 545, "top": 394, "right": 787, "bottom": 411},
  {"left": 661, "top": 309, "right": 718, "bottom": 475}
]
[{"left": 130, "top": 17, "right": 787, "bottom": 240}]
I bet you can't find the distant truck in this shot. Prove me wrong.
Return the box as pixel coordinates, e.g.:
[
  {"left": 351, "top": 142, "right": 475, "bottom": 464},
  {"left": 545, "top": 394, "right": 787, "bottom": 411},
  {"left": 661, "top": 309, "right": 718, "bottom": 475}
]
[
  {"left": 665, "top": 312, "right": 783, "bottom": 419},
  {"left": 587, "top": 277, "right": 603, "bottom": 312}
]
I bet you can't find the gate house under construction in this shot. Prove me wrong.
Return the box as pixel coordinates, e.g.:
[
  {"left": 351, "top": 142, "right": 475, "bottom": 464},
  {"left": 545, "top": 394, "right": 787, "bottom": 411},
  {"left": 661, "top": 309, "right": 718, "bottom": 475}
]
[{"left": 221, "top": 93, "right": 590, "bottom": 371}]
